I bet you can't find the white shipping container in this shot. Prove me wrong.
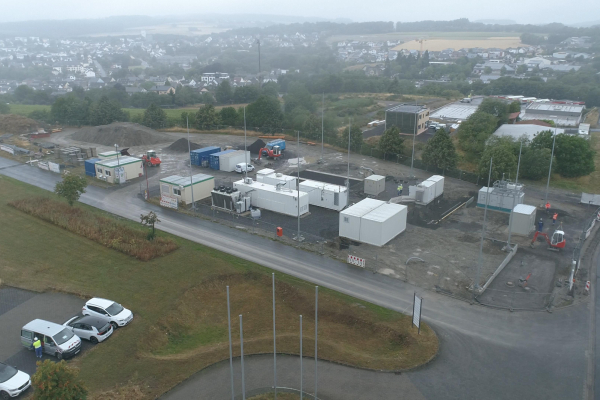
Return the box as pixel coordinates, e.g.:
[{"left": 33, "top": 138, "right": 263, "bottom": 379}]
[
  {"left": 257, "top": 170, "right": 298, "bottom": 190},
  {"left": 233, "top": 180, "right": 309, "bottom": 217},
  {"left": 339, "top": 199, "right": 385, "bottom": 241},
  {"left": 415, "top": 180, "right": 436, "bottom": 205},
  {"left": 364, "top": 175, "right": 386, "bottom": 196},
  {"left": 219, "top": 150, "right": 251, "bottom": 172},
  {"left": 478, "top": 187, "right": 494, "bottom": 207},
  {"left": 510, "top": 204, "right": 537, "bottom": 236},
  {"left": 426, "top": 175, "right": 445, "bottom": 198},
  {"left": 299, "top": 179, "right": 348, "bottom": 211},
  {"left": 359, "top": 203, "right": 407, "bottom": 246}
]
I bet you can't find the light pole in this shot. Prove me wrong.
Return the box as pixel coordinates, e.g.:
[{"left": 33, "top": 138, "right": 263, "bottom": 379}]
[
  {"left": 114, "top": 144, "right": 119, "bottom": 165},
  {"left": 506, "top": 141, "right": 523, "bottom": 251},
  {"left": 244, "top": 107, "right": 248, "bottom": 180},
  {"left": 320, "top": 93, "right": 324, "bottom": 163},
  {"left": 475, "top": 157, "right": 493, "bottom": 295},
  {"left": 294, "top": 130, "right": 303, "bottom": 242},
  {"left": 544, "top": 126, "right": 557, "bottom": 205},
  {"left": 410, "top": 101, "right": 418, "bottom": 179},
  {"left": 186, "top": 117, "right": 195, "bottom": 211}
]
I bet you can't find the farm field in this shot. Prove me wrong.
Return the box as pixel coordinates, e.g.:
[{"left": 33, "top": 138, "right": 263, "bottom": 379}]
[
  {"left": 0, "top": 175, "right": 438, "bottom": 399},
  {"left": 326, "top": 31, "right": 521, "bottom": 45},
  {"left": 393, "top": 36, "right": 523, "bottom": 51}
]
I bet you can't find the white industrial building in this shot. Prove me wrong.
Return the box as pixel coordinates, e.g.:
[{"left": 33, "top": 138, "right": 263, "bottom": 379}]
[
  {"left": 95, "top": 156, "right": 143, "bottom": 184},
  {"left": 160, "top": 174, "right": 214, "bottom": 205},
  {"left": 477, "top": 181, "right": 524, "bottom": 213},
  {"left": 299, "top": 179, "right": 348, "bottom": 211},
  {"left": 233, "top": 178, "right": 309, "bottom": 217},
  {"left": 364, "top": 175, "right": 386, "bottom": 196},
  {"left": 409, "top": 175, "right": 445, "bottom": 205},
  {"left": 219, "top": 150, "right": 251, "bottom": 172},
  {"left": 256, "top": 169, "right": 298, "bottom": 190},
  {"left": 339, "top": 199, "right": 407, "bottom": 247},
  {"left": 509, "top": 204, "right": 537, "bottom": 236}
]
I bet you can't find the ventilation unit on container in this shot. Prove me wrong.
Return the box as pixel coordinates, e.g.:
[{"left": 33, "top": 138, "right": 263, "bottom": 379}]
[{"left": 477, "top": 180, "right": 524, "bottom": 213}]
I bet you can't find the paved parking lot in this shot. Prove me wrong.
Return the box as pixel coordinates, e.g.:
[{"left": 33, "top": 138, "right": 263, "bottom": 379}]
[{"left": 0, "top": 287, "right": 93, "bottom": 375}]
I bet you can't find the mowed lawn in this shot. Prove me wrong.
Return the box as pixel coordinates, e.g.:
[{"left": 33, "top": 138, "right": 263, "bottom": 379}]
[{"left": 0, "top": 175, "right": 438, "bottom": 399}]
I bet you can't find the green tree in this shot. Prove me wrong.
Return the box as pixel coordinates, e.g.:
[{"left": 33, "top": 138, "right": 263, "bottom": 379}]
[
  {"left": 142, "top": 103, "right": 167, "bottom": 129},
  {"left": 554, "top": 134, "right": 595, "bottom": 178},
  {"left": 483, "top": 66, "right": 492, "bottom": 74},
  {"left": 0, "top": 102, "right": 9, "bottom": 114},
  {"left": 519, "top": 147, "right": 552, "bottom": 180},
  {"left": 302, "top": 114, "right": 321, "bottom": 140},
  {"left": 28, "top": 109, "right": 51, "bottom": 122},
  {"left": 500, "top": 66, "right": 507, "bottom": 76},
  {"left": 219, "top": 106, "right": 239, "bottom": 126},
  {"left": 32, "top": 360, "right": 87, "bottom": 400},
  {"left": 478, "top": 138, "right": 517, "bottom": 181},
  {"left": 246, "top": 95, "right": 283, "bottom": 133},
  {"left": 422, "top": 129, "right": 458, "bottom": 171},
  {"left": 215, "top": 80, "right": 233, "bottom": 104},
  {"left": 140, "top": 211, "right": 160, "bottom": 240},
  {"left": 233, "top": 86, "right": 260, "bottom": 103},
  {"left": 457, "top": 111, "right": 499, "bottom": 158},
  {"left": 378, "top": 126, "right": 405, "bottom": 155},
  {"left": 195, "top": 104, "right": 221, "bottom": 130},
  {"left": 478, "top": 98, "right": 509, "bottom": 125},
  {"left": 530, "top": 130, "right": 554, "bottom": 150},
  {"left": 284, "top": 82, "right": 315, "bottom": 114},
  {"left": 88, "top": 96, "right": 127, "bottom": 126},
  {"left": 516, "top": 64, "right": 528, "bottom": 74},
  {"left": 508, "top": 101, "right": 521, "bottom": 113},
  {"left": 54, "top": 174, "right": 87, "bottom": 206},
  {"left": 261, "top": 82, "right": 280, "bottom": 98},
  {"left": 180, "top": 111, "right": 196, "bottom": 128},
  {"left": 348, "top": 123, "right": 364, "bottom": 151}
]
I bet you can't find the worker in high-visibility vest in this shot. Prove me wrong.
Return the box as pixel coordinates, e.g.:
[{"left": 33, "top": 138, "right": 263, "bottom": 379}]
[
  {"left": 397, "top": 183, "right": 403, "bottom": 196},
  {"left": 33, "top": 336, "right": 42, "bottom": 359},
  {"left": 553, "top": 212, "right": 558, "bottom": 225},
  {"left": 545, "top": 202, "right": 551, "bottom": 214}
]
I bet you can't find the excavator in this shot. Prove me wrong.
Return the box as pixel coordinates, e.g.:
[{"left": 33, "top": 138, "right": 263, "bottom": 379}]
[
  {"left": 530, "top": 225, "right": 566, "bottom": 251},
  {"left": 258, "top": 146, "right": 282, "bottom": 161}
]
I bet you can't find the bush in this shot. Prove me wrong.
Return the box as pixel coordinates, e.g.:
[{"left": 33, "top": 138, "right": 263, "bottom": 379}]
[
  {"left": 10, "top": 197, "right": 178, "bottom": 261},
  {"left": 32, "top": 360, "right": 87, "bottom": 400}
]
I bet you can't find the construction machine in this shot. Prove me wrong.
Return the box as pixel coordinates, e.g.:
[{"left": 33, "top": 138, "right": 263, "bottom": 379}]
[
  {"left": 530, "top": 228, "right": 565, "bottom": 251},
  {"left": 141, "top": 150, "right": 161, "bottom": 167},
  {"left": 258, "top": 145, "right": 282, "bottom": 161}
]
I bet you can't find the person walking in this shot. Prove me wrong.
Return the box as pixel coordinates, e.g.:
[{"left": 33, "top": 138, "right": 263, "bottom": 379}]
[
  {"left": 545, "top": 202, "right": 551, "bottom": 215},
  {"left": 397, "top": 183, "right": 403, "bottom": 196},
  {"left": 553, "top": 212, "right": 558, "bottom": 225},
  {"left": 538, "top": 218, "right": 544, "bottom": 232},
  {"left": 33, "top": 337, "right": 42, "bottom": 359}
]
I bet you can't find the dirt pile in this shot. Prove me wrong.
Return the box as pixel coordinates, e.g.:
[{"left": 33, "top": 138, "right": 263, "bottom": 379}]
[
  {"left": 0, "top": 114, "right": 38, "bottom": 134},
  {"left": 247, "top": 138, "right": 266, "bottom": 153},
  {"left": 166, "top": 138, "right": 202, "bottom": 152},
  {"left": 71, "top": 122, "right": 170, "bottom": 147}
]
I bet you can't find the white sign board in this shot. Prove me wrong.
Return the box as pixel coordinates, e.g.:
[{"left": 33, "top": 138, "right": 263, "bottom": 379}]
[
  {"left": 48, "top": 162, "right": 60, "bottom": 173},
  {"left": 37, "top": 162, "right": 49, "bottom": 171},
  {"left": 160, "top": 194, "right": 178, "bottom": 209},
  {"left": 114, "top": 167, "right": 126, "bottom": 184},
  {"left": 581, "top": 192, "right": 600, "bottom": 206},
  {"left": 347, "top": 254, "right": 365, "bottom": 268},
  {"left": 0, "top": 145, "right": 14, "bottom": 155},
  {"left": 412, "top": 293, "right": 422, "bottom": 333}
]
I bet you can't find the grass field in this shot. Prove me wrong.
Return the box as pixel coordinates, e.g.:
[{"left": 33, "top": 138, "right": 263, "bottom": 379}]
[
  {"left": 0, "top": 176, "right": 438, "bottom": 399},
  {"left": 326, "top": 31, "right": 521, "bottom": 45}
]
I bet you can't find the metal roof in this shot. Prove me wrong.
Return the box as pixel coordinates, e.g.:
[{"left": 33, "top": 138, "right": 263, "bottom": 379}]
[
  {"left": 96, "top": 156, "right": 141, "bottom": 168},
  {"left": 513, "top": 204, "right": 536, "bottom": 215},
  {"left": 362, "top": 203, "right": 406, "bottom": 222},
  {"left": 430, "top": 104, "right": 478, "bottom": 120},
  {"left": 299, "top": 179, "right": 348, "bottom": 193},
  {"left": 386, "top": 104, "right": 427, "bottom": 114},
  {"left": 364, "top": 174, "right": 385, "bottom": 182},
  {"left": 160, "top": 174, "right": 214, "bottom": 187},
  {"left": 493, "top": 124, "right": 563, "bottom": 141},
  {"left": 341, "top": 198, "right": 385, "bottom": 217}
]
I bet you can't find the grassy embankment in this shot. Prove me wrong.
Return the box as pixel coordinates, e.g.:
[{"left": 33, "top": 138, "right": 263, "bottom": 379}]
[{"left": 0, "top": 175, "right": 438, "bottom": 399}]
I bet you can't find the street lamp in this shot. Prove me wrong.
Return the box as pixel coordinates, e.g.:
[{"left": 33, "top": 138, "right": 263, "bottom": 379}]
[{"left": 114, "top": 144, "right": 119, "bottom": 165}]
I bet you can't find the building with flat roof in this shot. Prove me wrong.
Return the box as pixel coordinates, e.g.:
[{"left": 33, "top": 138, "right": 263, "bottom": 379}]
[
  {"left": 521, "top": 102, "right": 584, "bottom": 127},
  {"left": 493, "top": 124, "right": 563, "bottom": 141},
  {"left": 385, "top": 104, "right": 430, "bottom": 134}
]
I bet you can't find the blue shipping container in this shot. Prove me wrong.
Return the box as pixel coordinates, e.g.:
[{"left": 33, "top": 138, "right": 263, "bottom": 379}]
[
  {"left": 266, "top": 139, "right": 286, "bottom": 151},
  {"left": 190, "top": 146, "right": 221, "bottom": 166},
  {"left": 209, "top": 149, "right": 236, "bottom": 170},
  {"left": 84, "top": 158, "right": 100, "bottom": 177}
]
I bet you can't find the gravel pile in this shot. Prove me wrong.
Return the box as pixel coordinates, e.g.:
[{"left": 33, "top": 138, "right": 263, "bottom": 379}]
[
  {"left": 71, "top": 122, "right": 170, "bottom": 146},
  {"left": 247, "top": 139, "right": 266, "bottom": 154},
  {"left": 0, "top": 114, "right": 39, "bottom": 134},
  {"left": 166, "top": 138, "right": 202, "bottom": 152}
]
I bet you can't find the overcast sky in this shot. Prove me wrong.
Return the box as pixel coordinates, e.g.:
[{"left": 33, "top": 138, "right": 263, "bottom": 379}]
[{"left": 1, "top": 0, "right": 598, "bottom": 25}]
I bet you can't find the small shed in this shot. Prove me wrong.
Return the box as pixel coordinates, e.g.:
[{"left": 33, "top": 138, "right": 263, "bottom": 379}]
[
  {"left": 364, "top": 175, "right": 386, "bottom": 196},
  {"left": 359, "top": 203, "right": 407, "bottom": 246},
  {"left": 84, "top": 158, "right": 100, "bottom": 177},
  {"left": 95, "top": 156, "right": 143, "bottom": 184},
  {"left": 160, "top": 174, "right": 214, "bottom": 205},
  {"left": 510, "top": 204, "right": 537, "bottom": 236}
]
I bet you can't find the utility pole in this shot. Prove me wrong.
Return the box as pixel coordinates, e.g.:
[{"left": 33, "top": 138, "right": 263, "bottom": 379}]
[
  {"left": 506, "top": 141, "right": 523, "bottom": 251},
  {"left": 410, "top": 100, "right": 418, "bottom": 179},
  {"left": 272, "top": 273, "right": 277, "bottom": 400},
  {"left": 257, "top": 39, "right": 261, "bottom": 87},
  {"left": 226, "top": 287, "right": 234, "bottom": 400},
  {"left": 320, "top": 93, "right": 324, "bottom": 163},
  {"left": 295, "top": 131, "right": 303, "bottom": 242},
  {"left": 244, "top": 107, "right": 248, "bottom": 180},
  {"left": 544, "top": 127, "right": 557, "bottom": 205},
  {"left": 240, "top": 314, "right": 246, "bottom": 400},
  {"left": 314, "top": 286, "right": 318, "bottom": 400},
  {"left": 347, "top": 119, "right": 351, "bottom": 185},
  {"left": 187, "top": 116, "right": 195, "bottom": 211},
  {"left": 475, "top": 157, "right": 493, "bottom": 296}
]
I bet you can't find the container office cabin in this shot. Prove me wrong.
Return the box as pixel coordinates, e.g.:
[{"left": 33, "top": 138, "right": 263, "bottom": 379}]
[
  {"left": 95, "top": 156, "right": 143, "bottom": 184},
  {"left": 160, "top": 174, "right": 215, "bottom": 205}
]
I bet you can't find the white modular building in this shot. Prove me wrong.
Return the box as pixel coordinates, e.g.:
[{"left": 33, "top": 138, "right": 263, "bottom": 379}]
[
  {"left": 160, "top": 174, "right": 214, "bottom": 205},
  {"left": 364, "top": 175, "right": 386, "bottom": 196},
  {"left": 426, "top": 175, "right": 445, "bottom": 198},
  {"left": 298, "top": 179, "right": 348, "bottom": 211},
  {"left": 233, "top": 178, "right": 309, "bottom": 217},
  {"left": 409, "top": 175, "right": 444, "bottom": 205},
  {"left": 509, "top": 204, "right": 537, "bottom": 236},
  {"left": 95, "top": 156, "right": 143, "bottom": 184},
  {"left": 98, "top": 150, "right": 120, "bottom": 159},
  {"left": 219, "top": 150, "right": 251, "bottom": 172},
  {"left": 256, "top": 168, "right": 298, "bottom": 190},
  {"left": 339, "top": 199, "right": 407, "bottom": 246},
  {"left": 477, "top": 181, "right": 524, "bottom": 213}
]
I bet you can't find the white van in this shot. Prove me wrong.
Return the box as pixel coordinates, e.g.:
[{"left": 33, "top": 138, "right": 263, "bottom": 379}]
[
  {"left": 235, "top": 163, "right": 255, "bottom": 173},
  {"left": 21, "top": 319, "right": 82, "bottom": 360}
]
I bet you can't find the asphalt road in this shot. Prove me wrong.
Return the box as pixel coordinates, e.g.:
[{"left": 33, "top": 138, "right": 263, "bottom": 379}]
[{"left": 0, "top": 156, "right": 594, "bottom": 400}]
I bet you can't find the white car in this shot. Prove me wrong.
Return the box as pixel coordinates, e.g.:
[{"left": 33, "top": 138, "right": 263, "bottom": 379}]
[
  {"left": 82, "top": 298, "right": 133, "bottom": 329},
  {"left": 63, "top": 315, "right": 113, "bottom": 344},
  {"left": 0, "top": 362, "right": 31, "bottom": 398}
]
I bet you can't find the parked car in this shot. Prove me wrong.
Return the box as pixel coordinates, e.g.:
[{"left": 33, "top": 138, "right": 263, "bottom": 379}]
[
  {"left": 0, "top": 362, "right": 30, "bottom": 399},
  {"left": 82, "top": 298, "right": 133, "bottom": 329},
  {"left": 235, "top": 163, "right": 255, "bottom": 173},
  {"left": 20, "top": 319, "right": 81, "bottom": 360},
  {"left": 63, "top": 316, "right": 113, "bottom": 344}
]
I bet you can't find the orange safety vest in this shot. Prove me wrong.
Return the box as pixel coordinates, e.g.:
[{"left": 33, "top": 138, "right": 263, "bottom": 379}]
[{"left": 553, "top": 213, "right": 558, "bottom": 220}]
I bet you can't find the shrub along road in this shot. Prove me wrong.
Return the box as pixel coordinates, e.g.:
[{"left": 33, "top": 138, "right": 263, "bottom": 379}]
[{"left": 0, "top": 156, "right": 594, "bottom": 400}]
